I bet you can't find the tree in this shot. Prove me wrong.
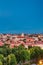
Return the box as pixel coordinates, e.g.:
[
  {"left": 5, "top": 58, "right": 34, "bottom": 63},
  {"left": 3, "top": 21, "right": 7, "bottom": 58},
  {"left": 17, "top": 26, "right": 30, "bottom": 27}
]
[
  {"left": 18, "top": 44, "right": 25, "bottom": 51},
  {"left": 0, "top": 61, "right": 3, "bottom": 65},
  {"left": 2, "top": 44, "right": 12, "bottom": 57},
  {"left": 30, "top": 46, "right": 42, "bottom": 60},
  {"left": 7, "top": 54, "right": 17, "bottom": 65},
  {"left": 3, "top": 57, "right": 7, "bottom": 65},
  {"left": 40, "top": 49, "right": 43, "bottom": 59},
  {"left": 20, "top": 50, "right": 30, "bottom": 62},
  {"left": 0, "top": 48, "right": 3, "bottom": 54},
  {"left": 0, "top": 54, "right": 4, "bottom": 62},
  {"left": 28, "top": 46, "right": 32, "bottom": 49},
  {"left": 12, "top": 45, "right": 25, "bottom": 63}
]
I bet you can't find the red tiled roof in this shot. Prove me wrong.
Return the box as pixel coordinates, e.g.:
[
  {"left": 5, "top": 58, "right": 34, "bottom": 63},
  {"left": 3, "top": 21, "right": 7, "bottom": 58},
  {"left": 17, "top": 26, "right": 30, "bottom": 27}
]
[
  {"left": 0, "top": 41, "right": 4, "bottom": 46},
  {"left": 17, "top": 36, "right": 24, "bottom": 38}
]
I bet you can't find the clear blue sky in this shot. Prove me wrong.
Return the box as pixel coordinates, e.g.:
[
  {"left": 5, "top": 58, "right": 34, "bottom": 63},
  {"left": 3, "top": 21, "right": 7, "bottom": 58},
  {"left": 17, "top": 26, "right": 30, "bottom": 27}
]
[{"left": 0, "top": 0, "right": 43, "bottom": 34}]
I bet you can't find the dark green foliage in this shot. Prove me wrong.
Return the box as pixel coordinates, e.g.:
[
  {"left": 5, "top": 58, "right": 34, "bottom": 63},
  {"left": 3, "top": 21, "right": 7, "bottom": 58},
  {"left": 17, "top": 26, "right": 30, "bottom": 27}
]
[
  {"left": 28, "top": 46, "right": 32, "bottom": 49},
  {"left": 0, "top": 44, "right": 12, "bottom": 57},
  {"left": 30, "top": 46, "right": 42, "bottom": 60},
  {"left": 0, "top": 44, "right": 43, "bottom": 65},
  {"left": 12, "top": 44, "right": 29, "bottom": 63},
  {"left": 18, "top": 44, "right": 25, "bottom": 50},
  {"left": 19, "top": 50, "right": 30, "bottom": 62}
]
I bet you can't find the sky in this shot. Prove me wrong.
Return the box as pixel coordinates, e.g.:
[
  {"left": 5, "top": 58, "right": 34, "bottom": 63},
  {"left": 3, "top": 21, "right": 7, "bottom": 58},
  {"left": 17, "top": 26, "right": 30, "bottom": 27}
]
[{"left": 0, "top": 0, "right": 43, "bottom": 34}]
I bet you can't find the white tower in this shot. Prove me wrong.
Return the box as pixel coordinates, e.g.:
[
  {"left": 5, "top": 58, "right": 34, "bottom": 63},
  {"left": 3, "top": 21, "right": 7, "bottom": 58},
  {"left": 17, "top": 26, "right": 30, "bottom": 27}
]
[{"left": 21, "top": 33, "right": 24, "bottom": 37}]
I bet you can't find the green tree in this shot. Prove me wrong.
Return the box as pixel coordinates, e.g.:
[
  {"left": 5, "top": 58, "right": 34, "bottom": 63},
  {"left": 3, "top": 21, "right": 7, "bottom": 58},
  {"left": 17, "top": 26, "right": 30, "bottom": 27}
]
[
  {"left": 18, "top": 44, "right": 25, "bottom": 51},
  {"left": 0, "top": 61, "right": 3, "bottom": 65},
  {"left": 20, "top": 50, "right": 30, "bottom": 62},
  {"left": 2, "top": 44, "right": 12, "bottom": 57},
  {"left": 7, "top": 54, "right": 17, "bottom": 65},
  {"left": 30, "top": 46, "right": 42, "bottom": 60},
  {"left": 28, "top": 46, "right": 32, "bottom": 49},
  {"left": 3, "top": 57, "right": 7, "bottom": 65},
  {"left": 0, "top": 54, "right": 4, "bottom": 62},
  {"left": 40, "top": 49, "right": 43, "bottom": 59},
  {"left": 0, "top": 48, "right": 3, "bottom": 54},
  {"left": 12, "top": 45, "right": 25, "bottom": 63}
]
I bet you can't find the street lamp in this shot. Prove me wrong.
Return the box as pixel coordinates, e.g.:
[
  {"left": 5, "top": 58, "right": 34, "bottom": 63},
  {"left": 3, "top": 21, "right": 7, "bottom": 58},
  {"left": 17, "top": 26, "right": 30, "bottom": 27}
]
[{"left": 38, "top": 60, "right": 43, "bottom": 65}]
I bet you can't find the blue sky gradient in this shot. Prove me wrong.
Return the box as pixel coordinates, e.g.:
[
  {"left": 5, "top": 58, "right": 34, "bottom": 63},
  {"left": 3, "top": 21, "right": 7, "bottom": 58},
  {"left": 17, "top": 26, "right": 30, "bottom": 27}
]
[{"left": 0, "top": 0, "right": 43, "bottom": 34}]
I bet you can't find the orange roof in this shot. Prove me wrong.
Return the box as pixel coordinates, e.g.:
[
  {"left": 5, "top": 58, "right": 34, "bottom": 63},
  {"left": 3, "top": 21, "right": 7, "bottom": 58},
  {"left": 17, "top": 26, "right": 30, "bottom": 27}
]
[
  {"left": 0, "top": 41, "right": 4, "bottom": 46},
  {"left": 17, "top": 36, "right": 24, "bottom": 38},
  {"left": 26, "top": 38, "right": 34, "bottom": 42}
]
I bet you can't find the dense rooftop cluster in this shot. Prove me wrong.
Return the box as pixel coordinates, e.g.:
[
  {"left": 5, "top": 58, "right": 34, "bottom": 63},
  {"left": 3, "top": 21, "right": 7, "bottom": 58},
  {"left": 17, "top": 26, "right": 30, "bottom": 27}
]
[{"left": 0, "top": 33, "right": 43, "bottom": 48}]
